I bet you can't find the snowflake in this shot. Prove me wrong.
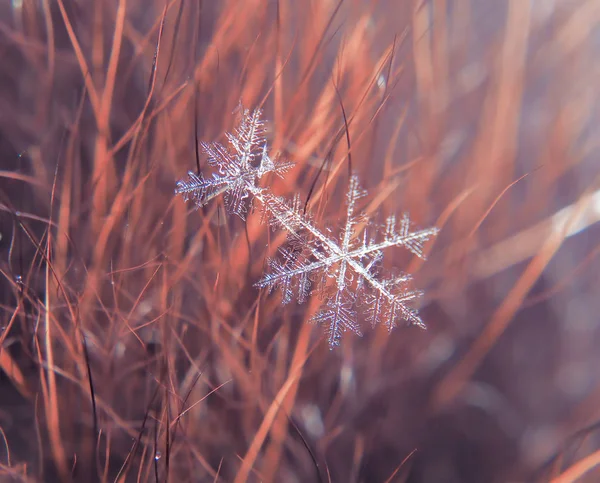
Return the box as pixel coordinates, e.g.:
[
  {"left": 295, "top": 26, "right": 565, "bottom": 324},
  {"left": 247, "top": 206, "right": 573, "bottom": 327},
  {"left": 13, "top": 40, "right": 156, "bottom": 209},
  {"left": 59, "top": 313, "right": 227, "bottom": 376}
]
[
  {"left": 255, "top": 176, "right": 439, "bottom": 348},
  {"left": 175, "top": 107, "right": 293, "bottom": 219}
]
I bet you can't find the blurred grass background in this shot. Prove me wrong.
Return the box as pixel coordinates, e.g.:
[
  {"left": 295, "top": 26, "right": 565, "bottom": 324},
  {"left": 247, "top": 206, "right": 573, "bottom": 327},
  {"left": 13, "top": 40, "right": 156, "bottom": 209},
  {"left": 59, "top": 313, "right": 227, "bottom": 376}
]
[{"left": 1, "top": 0, "right": 600, "bottom": 481}]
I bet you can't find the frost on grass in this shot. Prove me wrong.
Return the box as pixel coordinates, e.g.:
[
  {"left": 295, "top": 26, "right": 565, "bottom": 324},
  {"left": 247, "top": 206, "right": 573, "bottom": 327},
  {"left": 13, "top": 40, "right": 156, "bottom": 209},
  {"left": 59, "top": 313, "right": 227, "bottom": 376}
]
[
  {"left": 175, "top": 107, "right": 293, "bottom": 219},
  {"left": 175, "top": 106, "right": 439, "bottom": 349},
  {"left": 255, "top": 176, "right": 439, "bottom": 348}
]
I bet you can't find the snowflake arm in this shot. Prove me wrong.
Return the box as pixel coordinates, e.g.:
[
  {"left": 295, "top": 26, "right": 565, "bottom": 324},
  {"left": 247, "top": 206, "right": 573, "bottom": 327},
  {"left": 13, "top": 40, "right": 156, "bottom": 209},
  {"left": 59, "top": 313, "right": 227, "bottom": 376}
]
[
  {"left": 363, "top": 274, "right": 426, "bottom": 331},
  {"left": 174, "top": 171, "right": 230, "bottom": 208},
  {"left": 309, "top": 290, "right": 362, "bottom": 349}
]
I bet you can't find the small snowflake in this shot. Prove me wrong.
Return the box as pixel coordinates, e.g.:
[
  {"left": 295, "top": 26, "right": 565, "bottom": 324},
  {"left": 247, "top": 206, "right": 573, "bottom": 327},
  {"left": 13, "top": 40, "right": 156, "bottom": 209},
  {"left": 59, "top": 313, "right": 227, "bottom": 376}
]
[{"left": 175, "top": 107, "right": 293, "bottom": 219}]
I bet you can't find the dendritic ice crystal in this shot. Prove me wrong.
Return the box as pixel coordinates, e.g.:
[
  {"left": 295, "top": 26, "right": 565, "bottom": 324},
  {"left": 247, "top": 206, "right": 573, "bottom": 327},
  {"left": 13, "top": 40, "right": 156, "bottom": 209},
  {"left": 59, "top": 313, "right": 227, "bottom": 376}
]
[
  {"left": 255, "top": 176, "right": 439, "bottom": 348},
  {"left": 175, "top": 107, "right": 439, "bottom": 349},
  {"left": 175, "top": 107, "right": 293, "bottom": 219}
]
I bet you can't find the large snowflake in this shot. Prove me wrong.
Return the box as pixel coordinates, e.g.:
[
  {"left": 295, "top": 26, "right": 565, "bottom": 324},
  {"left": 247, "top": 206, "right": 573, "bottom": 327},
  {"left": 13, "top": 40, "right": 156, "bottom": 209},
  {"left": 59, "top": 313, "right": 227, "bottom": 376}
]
[{"left": 255, "top": 176, "right": 439, "bottom": 348}]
